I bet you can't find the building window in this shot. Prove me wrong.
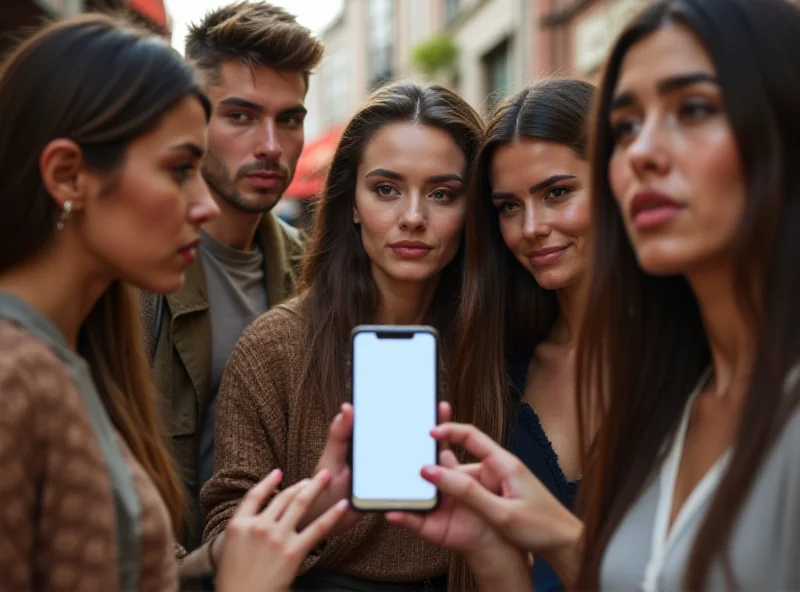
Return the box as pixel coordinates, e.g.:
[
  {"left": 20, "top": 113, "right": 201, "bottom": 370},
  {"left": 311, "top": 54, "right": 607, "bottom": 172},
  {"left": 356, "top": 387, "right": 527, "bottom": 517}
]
[
  {"left": 368, "top": 0, "right": 395, "bottom": 89},
  {"left": 483, "top": 38, "right": 510, "bottom": 113},
  {"left": 445, "top": 0, "right": 461, "bottom": 24},
  {"left": 324, "top": 47, "right": 349, "bottom": 126}
]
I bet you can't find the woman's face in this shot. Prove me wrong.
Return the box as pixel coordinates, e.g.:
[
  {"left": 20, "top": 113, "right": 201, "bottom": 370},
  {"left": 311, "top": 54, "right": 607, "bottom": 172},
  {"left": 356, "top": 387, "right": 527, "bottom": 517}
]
[
  {"left": 78, "top": 95, "right": 219, "bottom": 293},
  {"left": 490, "top": 139, "right": 591, "bottom": 291},
  {"left": 354, "top": 122, "right": 468, "bottom": 289},
  {"left": 607, "top": 24, "right": 745, "bottom": 276}
]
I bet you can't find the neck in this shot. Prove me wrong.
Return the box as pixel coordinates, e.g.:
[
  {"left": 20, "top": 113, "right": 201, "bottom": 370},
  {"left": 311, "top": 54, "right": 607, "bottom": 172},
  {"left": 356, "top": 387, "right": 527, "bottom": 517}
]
[
  {"left": 0, "top": 244, "right": 110, "bottom": 350},
  {"left": 688, "top": 261, "right": 756, "bottom": 398},
  {"left": 553, "top": 280, "right": 583, "bottom": 345},
  {"left": 203, "top": 190, "right": 264, "bottom": 251},
  {"left": 373, "top": 269, "right": 440, "bottom": 325}
]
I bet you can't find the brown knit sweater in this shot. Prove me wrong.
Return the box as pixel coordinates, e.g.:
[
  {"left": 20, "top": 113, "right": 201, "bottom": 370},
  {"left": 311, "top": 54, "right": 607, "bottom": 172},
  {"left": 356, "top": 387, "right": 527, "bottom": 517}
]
[
  {"left": 201, "top": 297, "right": 449, "bottom": 582},
  {"left": 0, "top": 321, "right": 177, "bottom": 591}
]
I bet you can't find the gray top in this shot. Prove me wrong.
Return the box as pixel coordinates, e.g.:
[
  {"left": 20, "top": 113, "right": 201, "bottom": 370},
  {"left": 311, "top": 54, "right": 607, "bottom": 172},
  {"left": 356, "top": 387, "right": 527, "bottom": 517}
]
[
  {"left": 601, "top": 370, "right": 800, "bottom": 591},
  {"left": 0, "top": 292, "right": 141, "bottom": 591},
  {"left": 196, "top": 229, "right": 268, "bottom": 501}
]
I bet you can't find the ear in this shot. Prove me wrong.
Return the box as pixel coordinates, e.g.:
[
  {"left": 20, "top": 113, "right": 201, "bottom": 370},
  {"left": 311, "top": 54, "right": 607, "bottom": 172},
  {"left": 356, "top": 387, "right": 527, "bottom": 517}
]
[
  {"left": 352, "top": 205, "right": 361, "bottom": 225},
  {"left": 39, "top": 139, "right": 92, "bottom": 212}
]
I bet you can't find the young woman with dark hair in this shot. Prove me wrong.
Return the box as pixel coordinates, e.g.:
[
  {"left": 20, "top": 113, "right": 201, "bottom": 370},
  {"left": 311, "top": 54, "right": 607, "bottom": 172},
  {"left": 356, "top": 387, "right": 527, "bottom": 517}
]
[{"left": 389, "top": 0, "right": 800, "bottom": 590}]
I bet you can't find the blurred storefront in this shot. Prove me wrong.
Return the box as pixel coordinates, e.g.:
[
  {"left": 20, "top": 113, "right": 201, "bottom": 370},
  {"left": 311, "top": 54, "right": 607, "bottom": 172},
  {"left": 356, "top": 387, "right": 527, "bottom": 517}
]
[{"left": 277, "top": 125, "right": 344, "bottom": 230}]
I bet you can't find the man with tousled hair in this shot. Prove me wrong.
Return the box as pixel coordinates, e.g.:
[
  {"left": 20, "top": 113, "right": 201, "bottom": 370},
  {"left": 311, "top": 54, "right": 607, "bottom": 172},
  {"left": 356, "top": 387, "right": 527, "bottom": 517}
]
[{"left": 140, "top": 1, "right": 324, "bottom": 552}]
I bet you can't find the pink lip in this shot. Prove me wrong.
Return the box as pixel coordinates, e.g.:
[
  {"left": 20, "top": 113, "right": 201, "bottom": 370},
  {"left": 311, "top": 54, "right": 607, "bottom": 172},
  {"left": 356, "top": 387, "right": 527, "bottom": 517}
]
[
  {"left": 389, "top": 240, "right": 433, "bottom": 259},
  {"left": 246, "top": 172, "right": 283, "bottom": 189},
  {"left": 630, "top": 190, "right": 684, "bottom": 230},
  {"left": 528, "top": 246, "right": 568, "bottom": 267},
  {"left": 178, "top": 239, "right": 200, "bottom": 266}
]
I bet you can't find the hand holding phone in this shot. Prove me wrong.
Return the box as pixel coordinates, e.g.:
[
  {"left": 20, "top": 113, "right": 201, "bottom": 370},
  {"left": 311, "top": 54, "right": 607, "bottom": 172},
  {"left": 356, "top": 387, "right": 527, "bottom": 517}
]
[{"left": 350, "top": 326, "right": 440, "bottom": 512}]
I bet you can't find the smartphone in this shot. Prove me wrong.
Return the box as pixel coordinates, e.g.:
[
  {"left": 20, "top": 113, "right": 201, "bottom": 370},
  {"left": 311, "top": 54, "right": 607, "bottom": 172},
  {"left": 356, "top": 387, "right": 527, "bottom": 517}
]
[{"left": 350, "top": 325, "right": 439, "bottom": 512}]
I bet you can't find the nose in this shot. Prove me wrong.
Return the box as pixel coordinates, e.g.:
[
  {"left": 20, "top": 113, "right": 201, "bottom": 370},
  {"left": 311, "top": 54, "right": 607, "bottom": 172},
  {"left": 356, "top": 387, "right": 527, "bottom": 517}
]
[
  {"left": 521, "top": 202, "right": 549, "bottom": 241},
  {"left": 255, "top": 120, "right": 282, "bottom": 161},
  {"left": 627, "top": 116, "right": 671, "bottom": 179},
  {"left": 186, "top": 176, "right": 219, "bottom": 226},
  {"left": 398, "top": 193, "right": 427, "bottom": 231}
]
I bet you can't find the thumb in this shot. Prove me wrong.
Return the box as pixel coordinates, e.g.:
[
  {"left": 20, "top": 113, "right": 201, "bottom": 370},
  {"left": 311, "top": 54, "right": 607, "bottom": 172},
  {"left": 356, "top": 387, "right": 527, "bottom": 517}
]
[{"left": 320, "top": 403, "right": 353, "bottom": 464}]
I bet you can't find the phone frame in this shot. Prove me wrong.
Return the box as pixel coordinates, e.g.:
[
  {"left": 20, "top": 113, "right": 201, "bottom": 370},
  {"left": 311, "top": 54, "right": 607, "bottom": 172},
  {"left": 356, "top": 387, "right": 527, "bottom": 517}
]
[{"left": 349, "top": 324, "right": 440, "bottom": 513}]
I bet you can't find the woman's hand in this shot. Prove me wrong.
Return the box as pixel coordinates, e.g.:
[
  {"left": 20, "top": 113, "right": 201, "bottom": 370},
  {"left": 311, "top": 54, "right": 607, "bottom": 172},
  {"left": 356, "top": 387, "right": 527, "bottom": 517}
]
[
  {"left": 424, "top": 422, "right": 585, "bottom": 583},
  {"left": 386, "top": 449, "right": 532, "bottom": 591},
  {"left": 215, "top": 468, "right": 348, "bottom": 592},
  {"left": 298, "top": 403, "right": 362, "bottom": 535}
]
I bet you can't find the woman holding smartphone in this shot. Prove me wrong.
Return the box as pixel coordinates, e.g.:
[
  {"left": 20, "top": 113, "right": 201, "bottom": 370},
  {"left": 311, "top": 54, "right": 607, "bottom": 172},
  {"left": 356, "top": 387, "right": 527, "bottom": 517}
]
[
  {"left": 443, "top": 79, "right": 594, "bottom": 591},
  {"left": 0, "top": 15, "right": 350, "bottom": 592},
  {"left": 201, "top": 82, "right": 530, "bottom": 591},
  {"left": 390, "top": 0, "right": 800, "bottom": 590}
]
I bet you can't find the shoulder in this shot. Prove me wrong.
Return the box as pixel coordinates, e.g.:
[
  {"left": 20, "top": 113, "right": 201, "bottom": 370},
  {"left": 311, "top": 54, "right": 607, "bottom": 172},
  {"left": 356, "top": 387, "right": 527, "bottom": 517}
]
[
  {"left": 275, "top": 214, "right": 305, "bottom": 248},
  {"left": 225, "top": 296, "right": 307, "bottom": 378},
  {"left": 0, "top": 322, "right": 72, "bottom": 401},
  {"left": 0, "top": 322, "right": 85, "bottom": 449}
]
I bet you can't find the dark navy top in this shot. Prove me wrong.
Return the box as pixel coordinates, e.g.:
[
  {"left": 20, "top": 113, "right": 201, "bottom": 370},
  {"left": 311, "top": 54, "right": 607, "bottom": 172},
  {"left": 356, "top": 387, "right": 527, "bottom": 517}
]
[{"left": 506, "top": 346, "right": 580, "bottom": 592}]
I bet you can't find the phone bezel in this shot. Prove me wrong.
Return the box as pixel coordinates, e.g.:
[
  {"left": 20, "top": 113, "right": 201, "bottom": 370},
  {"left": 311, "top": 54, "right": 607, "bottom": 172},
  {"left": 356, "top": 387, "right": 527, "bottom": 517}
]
[{"left": 348, "top": 324, "right": 440, "bottom": 513}]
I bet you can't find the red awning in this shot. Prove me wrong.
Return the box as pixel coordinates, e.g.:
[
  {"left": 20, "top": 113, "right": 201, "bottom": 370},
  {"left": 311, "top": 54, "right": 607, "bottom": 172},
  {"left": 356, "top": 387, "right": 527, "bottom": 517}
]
[
  {"left": 128, "top": 0, "right": 168, "bottom": 30},
  {"left": 285, "top": 126, "right": 343, "bottom": 200}
]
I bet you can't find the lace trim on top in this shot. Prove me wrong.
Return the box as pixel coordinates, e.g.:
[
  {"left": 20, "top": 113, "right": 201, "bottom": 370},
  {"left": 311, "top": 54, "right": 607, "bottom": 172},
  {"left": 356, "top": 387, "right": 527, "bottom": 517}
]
[{"left": 516, "top": 401, "right": 580, "bottom": 506}]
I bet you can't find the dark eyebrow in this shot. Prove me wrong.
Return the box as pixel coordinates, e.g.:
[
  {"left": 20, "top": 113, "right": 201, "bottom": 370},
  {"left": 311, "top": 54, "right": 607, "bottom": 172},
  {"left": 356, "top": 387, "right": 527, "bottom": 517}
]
[
  {"left": 170, "top": 142, "right": 204, "bottom": 159},
  {"left": 278, "top": 104, "right": 308, "bottom": 117},
  {"left": 219, "top": 97, "right": 264, "bottom": 113},
  {"left": 426, "top": 173, "right": 463, "bottom": 184},
  {"left": 610, "top": 72, "right": 719, "bottom": 112},
  {"left": 530, "top": 174, "right": 576, "bottom": 194},
  {"left": 365, "top": 168, "right": 403, "bottom": 180},
  {"left": 490, "top": 191, "right": 515, "bottom": 201}
]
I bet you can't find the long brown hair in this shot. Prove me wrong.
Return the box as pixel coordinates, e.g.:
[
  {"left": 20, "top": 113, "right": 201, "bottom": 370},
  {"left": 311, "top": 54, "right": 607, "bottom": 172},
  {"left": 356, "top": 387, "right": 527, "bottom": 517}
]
[
  {"left": 0, "top": 14, "right": 211, "bottom": 535},
  {"left": 450, "top": 80, "right": 594, "bottom": 590},
  {"left": 298, "top": 81, "right": 484, "bottom": 424},
  {"left": 576, "top": 0, "right": 800, "bottom": 588},
  {"left": 454, "top": 79, "right": 595, "bottom": 449}
]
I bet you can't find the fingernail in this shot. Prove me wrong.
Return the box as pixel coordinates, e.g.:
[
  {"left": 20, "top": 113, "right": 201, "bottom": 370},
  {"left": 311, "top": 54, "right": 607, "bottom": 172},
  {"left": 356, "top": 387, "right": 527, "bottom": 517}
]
[
  {"left": 317, "top": 469, "right": 331, "bottom": 481},
  {"left": 334, "top": 413, "right": 343, "bottom": 423},
  {"left": 421, "top": 465, "right": 441, "bottom": 480},
  {"left": 298, "top": 478, "right": 310, "bottom": 486},
  {"left": 336, "top": 499, "right": 349, "bottom": 510},
  {"left": 269, "top": 468, "right": 282, "bottom": 477}
]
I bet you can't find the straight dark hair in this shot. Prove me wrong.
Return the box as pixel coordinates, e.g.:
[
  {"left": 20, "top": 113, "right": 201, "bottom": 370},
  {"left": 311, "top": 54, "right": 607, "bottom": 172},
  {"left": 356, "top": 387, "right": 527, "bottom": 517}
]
[
  {"left": 576, "top": 0, "right": 800, "bottom": 588},
  {"left": 298, "top": 82, "right": 484, "bottom": 427},
  {"left": 453, "top": 80, "right": 595, "bottom": 449},
  {"left": 451, "top": 80, "right": 594, "bottom": 590},
  {"left": 0, "top": 14, "right": 210, "bottom": 536}
]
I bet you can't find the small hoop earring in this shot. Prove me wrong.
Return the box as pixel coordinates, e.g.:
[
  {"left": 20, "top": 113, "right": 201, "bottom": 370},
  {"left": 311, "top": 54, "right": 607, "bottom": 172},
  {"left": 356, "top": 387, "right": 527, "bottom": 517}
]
[{"left": 56, "top": 200, "right": 73, "bottom": 231}]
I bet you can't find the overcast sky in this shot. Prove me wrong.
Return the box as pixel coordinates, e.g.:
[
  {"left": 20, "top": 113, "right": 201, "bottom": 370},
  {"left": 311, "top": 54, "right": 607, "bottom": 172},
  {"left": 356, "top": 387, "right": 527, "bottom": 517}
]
[{"left": 164, "top": 0, "right": 343, "bottom": 54}]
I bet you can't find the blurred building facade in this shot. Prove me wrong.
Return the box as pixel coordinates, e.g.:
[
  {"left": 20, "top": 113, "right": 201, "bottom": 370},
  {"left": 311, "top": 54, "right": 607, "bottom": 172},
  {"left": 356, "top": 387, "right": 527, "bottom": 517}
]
[
  {"left": 287, "top": 0, "right": 642, "bottom": 209},
  {"left": 1, "top": 0, "right": 170, "bottom": 56}
]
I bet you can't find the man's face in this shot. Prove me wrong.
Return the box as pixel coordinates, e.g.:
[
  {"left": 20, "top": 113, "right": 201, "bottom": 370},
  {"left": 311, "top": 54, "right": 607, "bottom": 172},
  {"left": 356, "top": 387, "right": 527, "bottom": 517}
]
[{"left": 203, "top": 60, "right": 307, "bottom": 213}]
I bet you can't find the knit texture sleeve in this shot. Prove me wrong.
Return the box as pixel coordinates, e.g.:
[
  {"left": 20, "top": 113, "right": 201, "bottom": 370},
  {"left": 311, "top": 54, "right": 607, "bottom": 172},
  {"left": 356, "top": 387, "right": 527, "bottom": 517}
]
[
  {"left": 199, "top": 305, "right": 297, "bottom": 542},
  {"left": 0, "top": 324, "right": 118, "bottom": 591}
]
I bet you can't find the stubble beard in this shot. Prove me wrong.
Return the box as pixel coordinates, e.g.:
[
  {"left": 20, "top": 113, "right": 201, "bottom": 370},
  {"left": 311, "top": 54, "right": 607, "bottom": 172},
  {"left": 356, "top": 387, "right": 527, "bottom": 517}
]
[{"left": 202, "top": 149, "right": 284, "bottom": 214}]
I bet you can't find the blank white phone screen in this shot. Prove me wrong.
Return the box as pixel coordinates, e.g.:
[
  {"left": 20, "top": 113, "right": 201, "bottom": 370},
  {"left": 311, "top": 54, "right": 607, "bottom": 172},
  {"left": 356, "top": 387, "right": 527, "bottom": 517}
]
[{"left": 352, "top": 330, "right": 437, "bottom": 502}]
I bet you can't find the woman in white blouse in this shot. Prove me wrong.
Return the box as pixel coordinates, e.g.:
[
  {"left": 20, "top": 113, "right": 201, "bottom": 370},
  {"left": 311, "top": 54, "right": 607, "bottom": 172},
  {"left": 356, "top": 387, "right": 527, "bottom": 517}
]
[{"left": 386, "top": 0, "right": 800, "bottom": 590}]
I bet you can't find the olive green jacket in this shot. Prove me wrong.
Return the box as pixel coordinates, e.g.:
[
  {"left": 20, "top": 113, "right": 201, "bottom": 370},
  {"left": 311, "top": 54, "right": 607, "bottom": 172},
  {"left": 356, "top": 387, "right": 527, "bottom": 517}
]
[{"left": 139, "top": 212, "right": 305, "bottom": 550}]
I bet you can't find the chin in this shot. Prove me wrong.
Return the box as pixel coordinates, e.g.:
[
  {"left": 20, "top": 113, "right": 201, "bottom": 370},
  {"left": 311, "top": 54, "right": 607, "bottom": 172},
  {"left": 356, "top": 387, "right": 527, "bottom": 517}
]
[
  {"left": 635, "top": 247, "right": 692, "bottom": 277},
  {"left": 532, "top": 268, "right": 576, "bottom": 292},
  {"left": 132, "top": 273, "right": 185, "bottom": 295}
]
